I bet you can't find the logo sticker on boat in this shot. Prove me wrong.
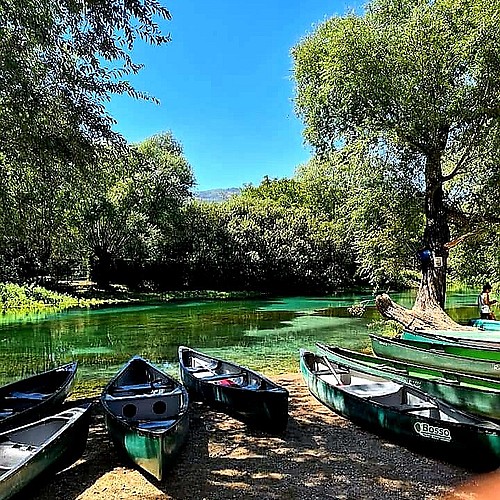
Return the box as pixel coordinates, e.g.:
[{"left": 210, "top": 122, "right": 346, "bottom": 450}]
[
  {"left": 406, "top": 379, "right": 422, "bottom": 389},
  {"left": 414, "top": 422, "right": 451, "bottom": 442}
]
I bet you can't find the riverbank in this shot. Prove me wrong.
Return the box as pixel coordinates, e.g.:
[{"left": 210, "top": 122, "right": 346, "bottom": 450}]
[
  {"left": 0, "top": 280, "right": 267, "bottom": 314},
  {"left": 24, "top": 373, "right": 485, "bottom": 500}
]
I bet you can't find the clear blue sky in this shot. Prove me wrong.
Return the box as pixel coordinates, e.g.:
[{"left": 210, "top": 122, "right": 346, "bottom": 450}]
[{"left": 106, "top": 1, "right": 359, "bottom": 191}]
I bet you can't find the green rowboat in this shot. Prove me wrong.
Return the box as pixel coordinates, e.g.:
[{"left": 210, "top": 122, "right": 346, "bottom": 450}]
[
  {"left": 300, "top": 349, "right": 500, "bottom": 470},
  {"left": 405, "top": 328, "right": 500, "bottom": 343},
  {"left": 316, "top": 342, "right": 500, "bottom": 420},
  {"left": 101, "top": 356, "right": 189, "bottom": 481},
  {"left": 396, "top": 334, "right": 500, "bottom": 362},
  {"left": 402, "top": 330, "right": 500, "bottom": 350},
  {"left": 0, "top": 403, "right": 92, "bottom": 500},
  {"left": 370, "top": 334, "right": 500, "bottom": 379}
]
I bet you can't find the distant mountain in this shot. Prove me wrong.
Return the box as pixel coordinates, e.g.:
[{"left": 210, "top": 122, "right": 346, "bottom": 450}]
[{"left": 194, "top": 187, "right": 241, "bottom": 203}]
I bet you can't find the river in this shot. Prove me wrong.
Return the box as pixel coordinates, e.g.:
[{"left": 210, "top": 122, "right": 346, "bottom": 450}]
[{"left": 0, "top": 288, "right": 480, "bottom": 386}]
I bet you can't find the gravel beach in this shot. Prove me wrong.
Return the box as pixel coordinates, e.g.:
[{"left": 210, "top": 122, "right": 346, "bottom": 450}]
[{"left": 21, "top": 373, "right": 492, "bottom": 500}]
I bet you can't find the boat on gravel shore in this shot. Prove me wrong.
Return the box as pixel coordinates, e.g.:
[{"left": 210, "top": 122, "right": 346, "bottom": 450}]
[
  {"left": 178, "top": 346, "right": 288, "bottom": 432},
  {"left": 402, "top": 330, "right": 500, "bottom": 350},
  {"left": 316, "top": 342, "right": 500, "bottom": 421},
  {"left": 101, "top": 356, "right": 189, "bottom": 481},
  {"left": 404, "top": 327, "right": 500, "bottom": 344},
  {"left": 300, "top": 349, "right": 500, "bottom": 470}
]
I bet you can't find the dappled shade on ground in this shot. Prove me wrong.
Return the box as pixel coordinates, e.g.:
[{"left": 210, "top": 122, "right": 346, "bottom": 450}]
[{"left": 23, "top": 374, "right": 478, "bottom": 499}]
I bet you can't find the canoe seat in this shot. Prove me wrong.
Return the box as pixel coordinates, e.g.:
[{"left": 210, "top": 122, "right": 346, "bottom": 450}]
[
  {"left": 0, "top": 411, "right": 13, "bottom": 419},
  {"left": 204, "top": 372, "right": 243, "bottom": 381},
  {"left": 399, "top": 403, "right": 438, "bottom": 413},
  {"left": 188, "top": 366, "right": 214, "bottom": 373},
  {"left": 8, "top": 391, "right": 49, "bottom": 400},
  {"left": 191, "top": 370, "right": 215, "bottom": 379},
  {"left": 137, "top": 419, "right": 177, "bottom": 430},
  {"left": 111, "top": 383, "right": 178, "bottom": 397}
]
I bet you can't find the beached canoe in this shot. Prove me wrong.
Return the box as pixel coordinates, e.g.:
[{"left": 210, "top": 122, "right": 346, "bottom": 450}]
[
  {"left": 0, "top": 362, "right": 78, "bottom": 431},
  {"left": 316, "top": 342, "right": 500, "bottom": 420},
  {"left": 394, "top": 334, "right": 500, "bottom": 362},
  {"left": 178, "top": 346, "right": 288, "bottom": 432},
  {"left": 300, "top": 349, "right": 500, "bottom": 470},
  {"left": 101, "top": 356, "right": 189, "bottom": 481},
  {"left": 0, "top": 403, "right": 92, "bottom": 500},
  {"left": 370, "top": 334, "right": 500, "bottom": 379},
  {"left": 402, "top": 330, "right": 500, "bottom": 350},
  {"left": 405, "top": 328, "right": 500, "bottom": 344}
]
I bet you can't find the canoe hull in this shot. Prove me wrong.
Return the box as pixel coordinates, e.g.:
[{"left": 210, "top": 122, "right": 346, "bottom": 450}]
[
  {"left": 470, "top": 319, "right": 500, "bottom": 331},
  {"left": 179, "top": 346, "right": 288, "bottom": 432},
  {"left": 104, "top": 410, "right": 189, "bottom": 481},
  {"left": 371, "top": 334, "right": 500, "bottom": 379},
  {"left": 0, "top": 362, "right": 78, "bottom": 432},
  {"left": 316, "top": 343, "right": 500, "bottom": 421},
  {"left": 300, "top": 351, "right": 500, "bottom": 470},
  {"left": 0, "top": 403, "right": 92, "bottom": 500},
  {"left": 402, "top": 331, "right": 500, "bottom": 358}
]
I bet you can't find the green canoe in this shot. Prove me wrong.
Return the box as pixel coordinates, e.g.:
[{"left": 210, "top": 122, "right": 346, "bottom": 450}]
[
  {"left": 402, "top": 330, "right": 500, "bottom": 357},
  {"left": 396, "top": 333, "right": 500, "bottom": 362},
  {"left": 405, "top": 328, "right": 500, "bottom": 344},
  {"left": 316, "top": 342, "right": 500, "bottom": 420},
  {"left": 300, "top": 349, "right": 500, "bottom": 470},
  {"left": 101, "top": 356, "right": 189, "bottom": 481},
  {"left": 0, "top": 403, "right": 92, "bottom": 500},
  {"left": 370, "top": 334, "right": 500, "bottom": 379}
]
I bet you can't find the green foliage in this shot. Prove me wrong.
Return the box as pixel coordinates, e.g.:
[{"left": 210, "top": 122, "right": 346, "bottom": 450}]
[
  {"left": 292, "top": 0, "right": 500, "bottom": 303},
  {"left": 0, "top": 283, "right": 87, "bottom": 311},
  {"left": 0, "top": 0, "right": 173, "bottom": 283}
]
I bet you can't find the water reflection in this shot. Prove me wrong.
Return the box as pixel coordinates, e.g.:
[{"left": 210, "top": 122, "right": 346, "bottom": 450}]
[{"left": 0, "top": 289, "right": 480, "bottom": 385}]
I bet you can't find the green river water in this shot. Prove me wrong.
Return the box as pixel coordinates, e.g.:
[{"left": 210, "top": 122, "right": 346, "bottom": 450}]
[{"left": 0, "top": 289, "right": 480, "bottom": 389}]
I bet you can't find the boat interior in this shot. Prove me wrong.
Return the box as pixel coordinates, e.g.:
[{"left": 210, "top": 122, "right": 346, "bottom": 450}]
[
  {"left": 104, "top": 386, "right": 186, "bottom": 428},
  {"left": 184, "top": 353, "right": 264, "bottom": 390},
  {"left": 0, "top": 391, "right": 52, "bottom": 419},
  {"left": 309, "top": 353, "right": 468, "bottom": 421},
  {"left": 0, "top": 409, "right": 78, "bottom": 477}
]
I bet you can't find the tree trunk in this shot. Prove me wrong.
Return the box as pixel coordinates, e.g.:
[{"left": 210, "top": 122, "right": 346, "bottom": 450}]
[
  {"left": 414, "top": 150, "right": 450, "bottom": 310},
  {"left": 376, "top": 293, "right": 471, "bottom": 331},
  {"left": 375, "top": 149, "right": 470, "bottom": 330}
]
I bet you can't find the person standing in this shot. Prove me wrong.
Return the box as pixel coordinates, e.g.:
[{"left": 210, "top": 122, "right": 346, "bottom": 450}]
[{"left": 478, "top": 283, "right": 497, "bottom": 320}]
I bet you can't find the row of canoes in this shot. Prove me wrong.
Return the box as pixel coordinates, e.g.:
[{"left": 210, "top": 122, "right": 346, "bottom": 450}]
[
  {"left": 100, "top": 346, "right": 289, "bottom": 481},
  {"left": 300, "top": 322, "right": 500, "bottom": 472},
  {"left": 0, "top": 346, "right": 290, "bottom": 496}
]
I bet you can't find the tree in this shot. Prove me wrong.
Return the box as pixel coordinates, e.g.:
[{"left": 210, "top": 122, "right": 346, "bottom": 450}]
[
  {"left": 296, "top": 145, "right": 424, "bottom": 291},
  {"left": 0, "top": 0, "right": 171, "bottom": 165},
  {"left": 0, "top": 0, "right": 173, "bottom": 281},
  {"left": 79, "top": 132, "right": 194, "bottom": 286},
  {"left": 292, "top": 0, "right": 500, "bottom": 323}
]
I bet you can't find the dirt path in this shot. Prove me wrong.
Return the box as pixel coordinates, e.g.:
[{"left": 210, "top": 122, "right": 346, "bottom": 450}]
[{"left": 21, "top": 374, "right": 489, "bottom": 500}]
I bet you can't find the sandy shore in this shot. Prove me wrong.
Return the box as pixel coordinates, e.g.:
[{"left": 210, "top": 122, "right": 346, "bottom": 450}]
[{"left": 20, "top": 374, "right": 495, "bottom": 500}]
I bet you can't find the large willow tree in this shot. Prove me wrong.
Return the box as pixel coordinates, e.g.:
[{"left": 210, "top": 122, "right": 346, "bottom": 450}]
[{"left": 292, "top": 0, "right": 500, "bottom": 324}]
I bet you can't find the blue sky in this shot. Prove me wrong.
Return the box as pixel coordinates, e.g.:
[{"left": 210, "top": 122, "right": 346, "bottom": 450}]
[{"left": 107, "top": 1, "right": 359, "bottom": 191}]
